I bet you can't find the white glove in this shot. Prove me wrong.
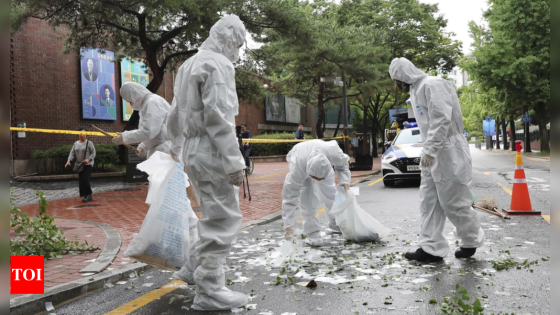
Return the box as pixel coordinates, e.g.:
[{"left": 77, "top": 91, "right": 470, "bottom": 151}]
[
  {"left": 170, "top": 150, "right": 180, "bottom": 162},
  {"left": 285, "top": 227, "right": 294, "bottom": 240},
  {"left": 112, "top": 135, "right": 124, "bottom": 145},
  {"left": 341, "top": 184, "right": 350, "bottom": 192},
  {"left": 228, "top": 170, "right": 244, "bottom": 187},
  {"left": 136, "top": 146, "right": 147, "bottom": 158},
  {"left": 421, "top": 153, "right": 435, "bottom": 168}
]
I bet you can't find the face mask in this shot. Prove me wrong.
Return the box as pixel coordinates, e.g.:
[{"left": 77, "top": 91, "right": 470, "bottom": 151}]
[{"left": 227, "top": 48, "right": 240, "bottom": 63}]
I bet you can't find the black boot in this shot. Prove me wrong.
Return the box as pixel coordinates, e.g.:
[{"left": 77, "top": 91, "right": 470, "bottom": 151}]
[
  {"left": 82, "top": 196, "right": 88, "bottom": 203},
  {"left": 405, "top": 248, "right": 443, "bottom": 263},
  {"left": 86, "top": 195, "right": 93, "bottom": 202},
  {"left": 455, "top": 247, "right": 476, "bottom": 259}
]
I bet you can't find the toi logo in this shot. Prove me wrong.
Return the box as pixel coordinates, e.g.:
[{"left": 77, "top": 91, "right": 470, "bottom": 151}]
[{"left": 11, "top": 256, "right": 45, "bottom": 294}]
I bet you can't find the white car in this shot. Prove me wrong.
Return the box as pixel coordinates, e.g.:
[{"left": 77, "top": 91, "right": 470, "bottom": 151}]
[{"left": 381, "top": 127, "right": 423, "bottom": 186}]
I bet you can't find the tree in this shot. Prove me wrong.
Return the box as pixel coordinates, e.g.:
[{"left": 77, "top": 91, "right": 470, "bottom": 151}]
[
  {"left": 11, "top": 0, "right": 305, "bottom": 127},
  {"left": 255, "top": 1, "right": 385, "bottom": 139},
  {"left": 464, "top": 0, "right": 550, "bottom": 151},
  {"left": 338, "top": 0, "right": 462, "bottom": 157}
]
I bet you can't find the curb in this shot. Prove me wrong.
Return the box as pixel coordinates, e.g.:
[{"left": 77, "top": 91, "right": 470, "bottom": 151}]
[
  {"left": 351, "top": 169, "right": 381, "bottom": 178},
  {"left": 10, "top": 263, "right": 152, "bottom": 315},
  {"left": 69, "top": 220, "right": 122, "bottom": 274},
  {"left": 14, "top": 172, "right": 126, "bottom": 182}
]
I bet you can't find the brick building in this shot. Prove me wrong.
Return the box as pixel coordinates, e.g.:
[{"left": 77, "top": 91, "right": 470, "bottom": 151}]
[{"left": 10, "top": 18, "right": 314, "bottom": 176}]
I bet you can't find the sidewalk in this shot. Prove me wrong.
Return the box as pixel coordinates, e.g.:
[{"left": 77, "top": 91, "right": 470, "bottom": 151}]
[{"left": 13, "top": 159, "right": 381, "bottom": 299}]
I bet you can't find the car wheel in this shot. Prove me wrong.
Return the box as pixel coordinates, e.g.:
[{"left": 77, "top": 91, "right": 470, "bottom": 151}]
[{"left": 383, "top": 179, "right": 395, "bottom": 187}]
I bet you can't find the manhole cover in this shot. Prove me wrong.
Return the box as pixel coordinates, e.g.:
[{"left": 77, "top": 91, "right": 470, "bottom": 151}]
[
  {"left": 114, "top": 188, "right": 142, "bottom": 192},
  {"left": 67, "top": 204, "right": 99, "bottom": 210}
]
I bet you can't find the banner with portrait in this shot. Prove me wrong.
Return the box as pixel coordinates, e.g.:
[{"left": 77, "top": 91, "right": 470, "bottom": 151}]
[
  {"left": 121, "top": 58, "right": 149, "bottom": 121},
  {"left": 80, "top": 48, "right": 117, "bottom": 120}
]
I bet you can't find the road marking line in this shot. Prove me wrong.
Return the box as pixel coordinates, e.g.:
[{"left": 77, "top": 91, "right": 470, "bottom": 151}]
[
  {"left": 527, "top": 158, "right": 546, "bottom": 162},
  {"left": 497, "top": 182, "right": 512, "bottom": 195},
  {"left": 542, "top": 215, "right": 550, "bottom": 224},
  {"left": 105, "top": 280, "right": 184, "bottom": 315},
  {"left": 368, "top": 178, "right": 383, "bottom": 186},
  {"left": 249, "top": 170, "right": 289, "bottom": 181},
  {"left": 483, "top": 172, "right": 490, "bottom": 175}
]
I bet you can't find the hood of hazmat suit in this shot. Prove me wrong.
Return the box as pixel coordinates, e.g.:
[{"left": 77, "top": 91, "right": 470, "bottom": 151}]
[
  {"left": 120, "top": 82, "right": 171, "bottom": 158},
  {"left": 389, "top": 57, "right": 484, "bottom": 258},
  {"left": 282, "top": 140, "right": 351, "bottom": 235},
  {"left": 166, "top": 15, "right": 248, "bottom": 311}
]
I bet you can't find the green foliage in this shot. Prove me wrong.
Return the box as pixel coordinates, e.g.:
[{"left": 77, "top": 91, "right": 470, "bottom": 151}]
[
  {"left": 437, "top": 285, "right": 484, "bottom": 315},
  {"left": 251, "top": 133, "right": 307, "bottom": 156},
  {"left": 10, "top": 190, "right": 99, "bottom": 260}
]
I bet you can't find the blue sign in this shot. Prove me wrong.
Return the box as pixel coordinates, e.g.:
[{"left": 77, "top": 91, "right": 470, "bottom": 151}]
[
  {"left": 521, "top": 112, "right": 532, "bottom": 123},
  {"left": 483, "top": 119, "right": 496, "bottom": 136},
  {"left": 80, "top": 48, "right": 117, "bottom": 120}
]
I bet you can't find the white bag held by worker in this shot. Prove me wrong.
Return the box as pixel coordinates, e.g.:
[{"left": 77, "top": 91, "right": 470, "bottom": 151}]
[
  {"left": 125, "top": 154, "right": 191, "bottom": 271},
  {"left": 330, "top": 187, "right": 391, "bottom": 242}
]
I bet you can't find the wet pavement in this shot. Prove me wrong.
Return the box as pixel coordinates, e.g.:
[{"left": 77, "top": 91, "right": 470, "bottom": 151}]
[{"left": 47, "top": 146, "right": 550, "bottom": 315}]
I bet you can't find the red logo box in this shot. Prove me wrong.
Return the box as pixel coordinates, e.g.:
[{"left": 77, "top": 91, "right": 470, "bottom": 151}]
[{"left": 11, "top": 256, "right": 45, "bottom": 294}]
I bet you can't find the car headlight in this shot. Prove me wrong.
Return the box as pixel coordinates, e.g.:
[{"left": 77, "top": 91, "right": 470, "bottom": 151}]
[{"left": 383, "top": 152, "right": 396, "bottom": 161}]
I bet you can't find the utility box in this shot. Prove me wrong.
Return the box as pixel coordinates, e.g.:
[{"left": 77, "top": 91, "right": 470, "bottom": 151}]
[{"left": 125, "top": 144, "right": 148, "bottom": 182}]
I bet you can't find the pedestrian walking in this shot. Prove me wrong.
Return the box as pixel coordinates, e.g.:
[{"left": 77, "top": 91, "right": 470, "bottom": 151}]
[{"left": 65, "top": 129, "right": 96, "bottom": 202}]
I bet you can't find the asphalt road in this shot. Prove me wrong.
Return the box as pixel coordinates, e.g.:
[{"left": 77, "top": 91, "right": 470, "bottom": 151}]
[{"left": 51, "top": 146, "right": 550, "bottom": 315}]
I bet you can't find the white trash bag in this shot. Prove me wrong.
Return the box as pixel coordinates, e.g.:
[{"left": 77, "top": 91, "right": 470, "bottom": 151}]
[
  {"left": 330, "top": 187, "right": 391, "bottom": 242},
  {"left": 124, "top": 153, "right": 192, "bottom": 271}
]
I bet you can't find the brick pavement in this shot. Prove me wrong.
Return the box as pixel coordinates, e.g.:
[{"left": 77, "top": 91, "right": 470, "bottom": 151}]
[{"left": 13, "top": 159, "right": 380, "bottom": 296}]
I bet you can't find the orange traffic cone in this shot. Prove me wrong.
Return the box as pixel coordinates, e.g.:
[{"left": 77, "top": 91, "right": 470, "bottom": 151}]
[{"left": 503, "top": 141, "right": 541, "bottom": 215}]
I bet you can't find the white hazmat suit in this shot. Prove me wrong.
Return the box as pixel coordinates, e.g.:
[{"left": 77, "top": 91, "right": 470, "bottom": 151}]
[
  {"left": 389, "top": 57, "right": 485, "bottom": 258},
  {"left": 117, "top": 82, "right": 200, "bottom": 283},
  {"left": 167, "top": 15, "right": 247, "bottom": 311},
  {"left": 282, "top": 140, "right": 351, "bottom": 245},
  {"left": 116, "top": 82, "right": 171, "bottom": 158}
]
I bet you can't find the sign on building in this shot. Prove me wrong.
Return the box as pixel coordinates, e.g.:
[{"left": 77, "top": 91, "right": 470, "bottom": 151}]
[
  {"left": 121, "top": 58, "right": 149, "bottom": 121},
  {"left": 80, "top": 48, "right": 117, "bottom": 120}
]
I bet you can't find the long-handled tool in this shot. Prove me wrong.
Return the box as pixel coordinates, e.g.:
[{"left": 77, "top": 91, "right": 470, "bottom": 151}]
[
  {"left": 242, "top": 169, "right": 252, "bottom": 201},
  {"left": 91, "top": 125, "right": 139, "bottom": 154},
  {"left": 472, "top": 204, "right": 510, "bottom": 219}
]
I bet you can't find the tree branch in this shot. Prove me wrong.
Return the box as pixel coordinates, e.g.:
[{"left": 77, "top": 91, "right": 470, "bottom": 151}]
[
  {"left": 94, "top": 19, "right": 138, "bottom": 36},
  {"left": 161, "top": 49, "right": 198, "bottom": 70},
  {"left": 153, "top": 25, "right": 189, "bottom": 49},
  {"left": 100, "top": 0, "right": 141, "bottom": 17},
  {"left": 323, "top": 93, "right": 361, "bottom": 103}
]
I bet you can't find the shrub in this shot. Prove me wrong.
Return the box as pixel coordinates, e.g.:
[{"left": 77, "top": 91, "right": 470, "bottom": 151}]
[
  {"left": 30, "top": 143, "right": 122, "bottom": 174},
  {"left": 94, "top": 144, "right": 120, "bottom": 171},
  {"left": 251, "top": 132, "right": 310, "bottom": 156}
]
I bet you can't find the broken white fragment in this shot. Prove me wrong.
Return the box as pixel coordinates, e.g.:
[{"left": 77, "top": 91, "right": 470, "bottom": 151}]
[
  {"left": 116, "top": 281, "right": 128, "bottom": 285},
  {"left": 81, "top": 273, "right": 95, "bottom": 277},
  {"left": 45, "top": 302, "right": 55, "bottom": 312},
  {"left": 411, "top": 278, "right": 429, "bottom": 284},
  {"left": 142, "top": 283, "right": 154, "bottom": 287}
]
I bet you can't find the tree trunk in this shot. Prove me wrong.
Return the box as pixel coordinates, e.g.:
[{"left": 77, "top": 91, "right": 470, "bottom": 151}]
[
  {"left": 501, "top": 118, "right": 509, "bottom": 150},
  {"left": 534, "top": 101, "right": 550, "bottom": 152},
  {"left": 495, "top": 116, "right": 501, "bottom": 149},
  {"left": 315, "top": 81, "right": 326, "bottom": 139},
  {"left": 333, "top": 102, "right": 342, "bottom": 138},
  {"left": 523, "top": 105, "right": 532, "bottom": 152},
  {"left": 509, "top": 116, "right": 516, "bottom": 151}
]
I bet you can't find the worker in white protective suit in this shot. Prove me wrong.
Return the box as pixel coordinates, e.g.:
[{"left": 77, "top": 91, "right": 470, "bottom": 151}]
[
  {"left": 389, "top": 57, "right": 485, "bottom": 262},
  {"left": 113, "top": 82, "right": 170, "bottom": 158},
  {"left": 282, "top": 140, "right": 351, "bottom": 246},
  {"left": 166, "top": 15, "right": 248, "bottom": 311},
  {"left": 114, "top": 81, "right": 200, "bottom": 284}
]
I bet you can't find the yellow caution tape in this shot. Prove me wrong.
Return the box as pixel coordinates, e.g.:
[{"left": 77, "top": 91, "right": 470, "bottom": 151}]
[
  {"left": 10, "top": 127, "right": 118, "bottom": 137},
  {"left": 10, "top": 127, "right": 347, "bottom": 143}
]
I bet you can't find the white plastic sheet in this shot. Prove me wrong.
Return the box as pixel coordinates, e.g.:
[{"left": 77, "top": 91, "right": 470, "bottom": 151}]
[
  {"left": 124, "top": 153, "right": 192, "bottom": 271},
  {"left": 330, "top": 187, "right": 391, "bottom": 242}
]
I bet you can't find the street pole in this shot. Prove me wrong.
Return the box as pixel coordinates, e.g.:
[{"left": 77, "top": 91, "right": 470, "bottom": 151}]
[
  {"left": 486, "top": 107, "right": 492, "bottom": 150},
  {"left": 341, "top": 67, "right": 349, "bottom": 154}
]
